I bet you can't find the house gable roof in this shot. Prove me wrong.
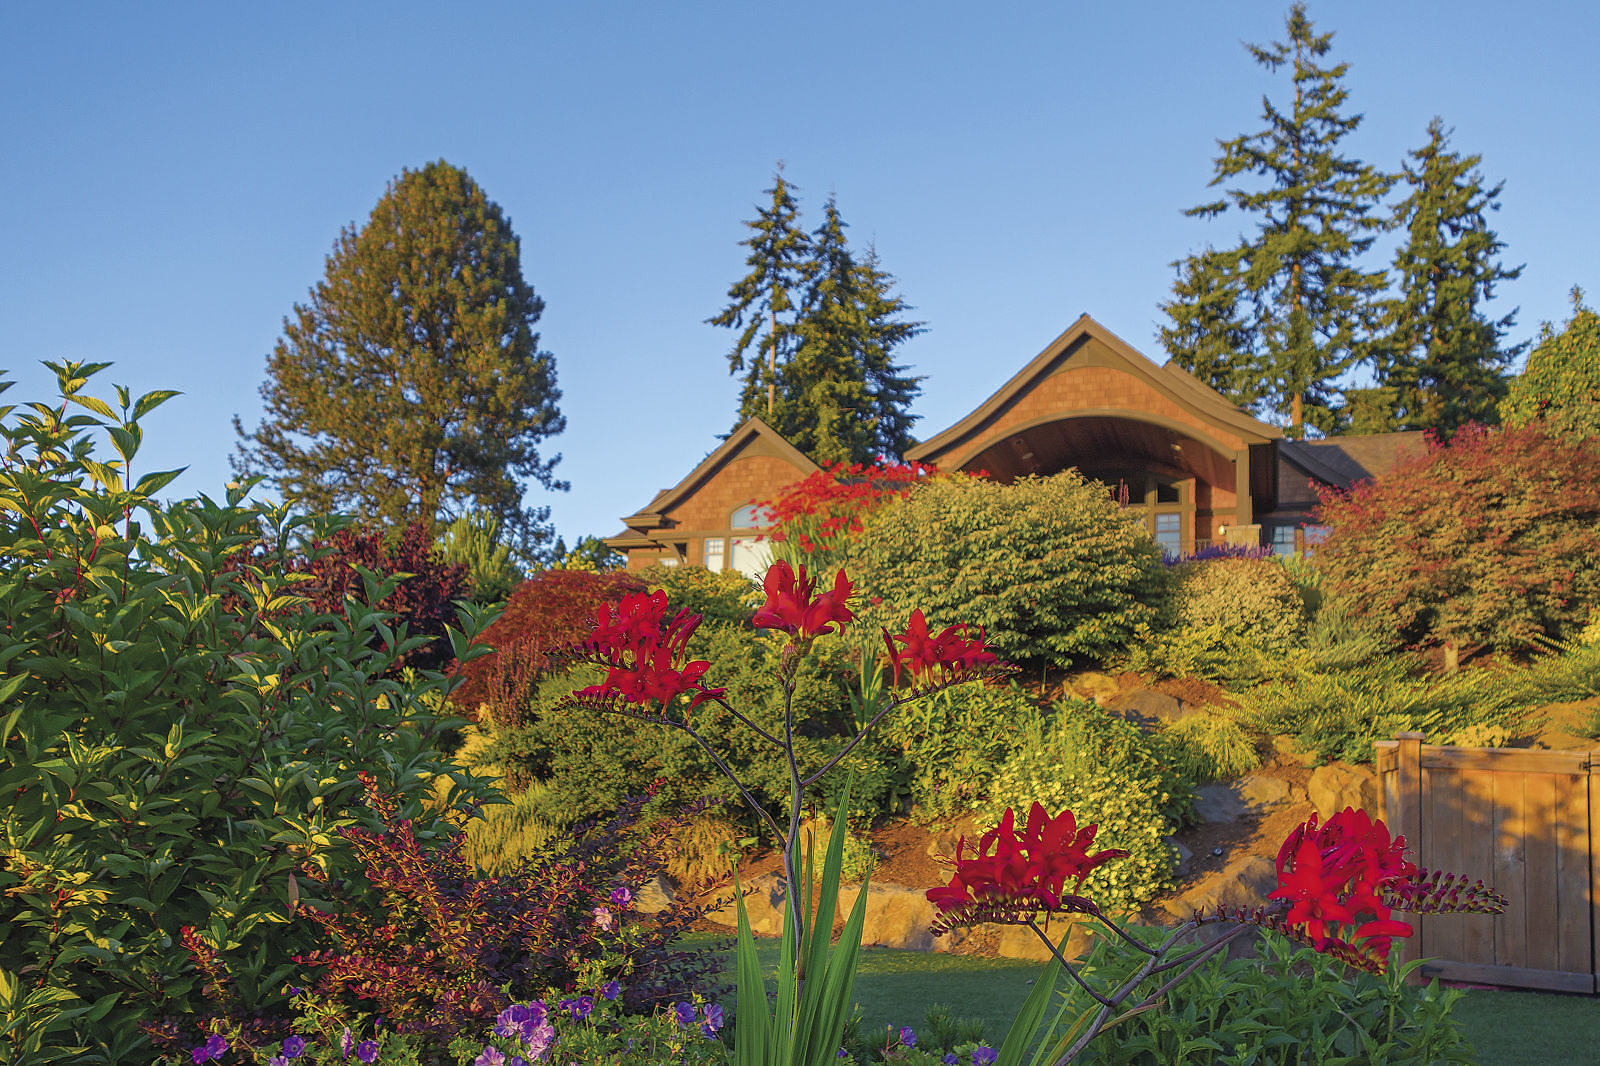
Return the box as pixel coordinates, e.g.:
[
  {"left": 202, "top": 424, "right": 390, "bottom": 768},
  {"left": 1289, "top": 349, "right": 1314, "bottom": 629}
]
[
  {"left": 905, "top": 314, "right": 1282, "bottom": 465},
  {"left": 615, "top": 416, "right": 819, "bottom": 533}
]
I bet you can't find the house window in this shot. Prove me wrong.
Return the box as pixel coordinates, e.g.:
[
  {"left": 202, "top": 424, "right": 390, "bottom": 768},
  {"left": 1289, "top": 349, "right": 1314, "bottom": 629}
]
[
  {"left": 729, "top": 503, "right": 774, "bottom": 579},
  {"left": 1270, "top": 525, "right": 1297, "bottom": 557},
  {"left": 703, "top": 536, "right": 726, "bottom": 571},
  {"left": 1154, "top": 513, "right": 1182, "bottom": 557}
]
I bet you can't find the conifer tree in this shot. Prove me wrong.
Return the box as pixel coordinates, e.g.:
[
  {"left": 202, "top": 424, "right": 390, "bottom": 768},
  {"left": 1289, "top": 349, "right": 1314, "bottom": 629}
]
[
  {"left": 1501, "top": 289, "right": 1600, "bottom": 441},
  {"left": 1158, "top": 246, "right": 1262, "bottom": 406},
  {"left": 1373, "top": 119, "right": 1523, "bottom": 435},
  {"left": 1164, "top": 3, "right": 1393, "bottom": 436},
  {"left": 708, "top": 168, "right": 810, "bottom": 425},
  {"left": 233, "top": 161, "right": 565, "bottom": 556},
  {"left": 712, "top": 180, "right": 922, "bottom": 463}
]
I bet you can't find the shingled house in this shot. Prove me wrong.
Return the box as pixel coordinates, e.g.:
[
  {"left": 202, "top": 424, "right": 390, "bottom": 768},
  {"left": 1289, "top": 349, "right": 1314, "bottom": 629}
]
[{"left": 605, "top": 315, "right": 1423, "bottom": 570}]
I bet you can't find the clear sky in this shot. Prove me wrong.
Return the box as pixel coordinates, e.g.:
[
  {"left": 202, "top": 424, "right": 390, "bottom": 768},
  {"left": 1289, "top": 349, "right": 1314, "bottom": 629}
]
[{"left": 3, "top": 2, "right": 1595, "bottom": 547}]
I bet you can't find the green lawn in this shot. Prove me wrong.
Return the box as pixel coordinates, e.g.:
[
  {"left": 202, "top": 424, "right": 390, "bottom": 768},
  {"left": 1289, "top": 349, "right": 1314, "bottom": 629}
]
[{"left": 686, "top": 935, "right": 1600, "bottom": 1064}]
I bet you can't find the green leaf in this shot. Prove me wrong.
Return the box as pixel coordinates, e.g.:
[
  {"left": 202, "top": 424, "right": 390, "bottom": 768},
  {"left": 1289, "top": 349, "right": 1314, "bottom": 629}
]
[
  {"left": 133, "top": 468, "right": 185, "bottom": 498},
  {"left": 132, "top": 389, "right": 181, "bottom": 421},
  {"left": 65, "top": 393, "right": 117, "bottom": 420}
]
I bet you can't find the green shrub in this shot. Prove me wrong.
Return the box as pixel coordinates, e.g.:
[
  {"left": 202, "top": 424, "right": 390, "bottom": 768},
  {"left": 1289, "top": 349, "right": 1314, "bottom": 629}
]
[
  {"left": 438, "top": 510, "right": 523, "bottom": 604},
  {"left": 1131, "top": 556, "right": 1308, "bottom": 686},
  {"left": 877, "top": 682, "right": 1048, "bottom": 818},
  {"left": 844, "top": 473, "right": 1170, "bottom": 670},
  {"left": 977, "top": 701, "right": 1188, "bottom": 912},
  {"left": 1059, "top": 935, "right": 1475, "bottom": 1065},
  {"left": 460, "top": 780, "right": 563, "bottom": 874},
  {"left": 633, "top": 562, "right": 761, "bottom": 627},
  {"left": 1233, "top": 655, "right": 1532, "bottom": 764},
  {"left": 1158, "top": 713, "right": 1262, "bottom": 783},
  {"left": 0, "top": 363, "right": 494, "bottom": 1061}
]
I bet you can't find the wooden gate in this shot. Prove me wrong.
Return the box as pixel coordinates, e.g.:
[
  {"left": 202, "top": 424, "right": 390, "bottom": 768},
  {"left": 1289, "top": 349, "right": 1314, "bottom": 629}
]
[{"left": 1375, "top": 732, "right": 1599, "bottom": 992}]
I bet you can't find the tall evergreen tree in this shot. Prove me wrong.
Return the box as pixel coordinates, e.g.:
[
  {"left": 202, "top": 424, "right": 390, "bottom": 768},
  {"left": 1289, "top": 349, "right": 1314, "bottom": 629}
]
[
  {"left": 233, "top": 161, "right": 565, "bottom": 556},
  {"left": 1158, "top": 246, "right": 1261, "bottom": 406},
  {"left": 1373, "top": 118, "right": 1523, "bottom": 435},
  {"left": 708, "top": 168, "right": 810, "bottom": 425},
  {"left": 1501, "top": 288, "right": 1600, "bottom": 441},
  {"left": 712, "top": 181, "right": 922, "bottom": 463},
  {"left": 1164, "top": 3, "right": 1393, "bottom": 436}
]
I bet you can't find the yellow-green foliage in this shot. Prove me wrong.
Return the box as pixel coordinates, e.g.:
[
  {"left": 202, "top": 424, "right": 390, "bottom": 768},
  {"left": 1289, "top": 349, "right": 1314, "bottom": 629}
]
[
  {"left": 878, "top": 681, "right": 1048, "bottom": 817},
  {"left": 1173, "top": 557, "right": 1307, "bottom": 649},
  {"left": 978, "top": 701, "right": 1186, "bottom": 912},
  {"left": 1581, "top": 605, "right": 1600, "bottom": 646},
  {"left": 845, "top": 473, "right": 1170, "bottom": 669},
  {"left": 461, "top": 781, "right": 562, "bottom": 874},
  {"left": 798, "top": 815, "right": 878, "bottom": 885},
  {"left": 1159, "top": 712, "right": 1262, "bottom": 783},
  {"left": 634, "top": 562, "right": 761, "bottom": 626}
]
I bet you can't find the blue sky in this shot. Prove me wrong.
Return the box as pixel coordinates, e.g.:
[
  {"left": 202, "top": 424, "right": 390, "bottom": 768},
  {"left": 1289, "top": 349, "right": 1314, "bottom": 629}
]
[{"left": 3, "top": 2, "right": 1594, "bottom": 547}]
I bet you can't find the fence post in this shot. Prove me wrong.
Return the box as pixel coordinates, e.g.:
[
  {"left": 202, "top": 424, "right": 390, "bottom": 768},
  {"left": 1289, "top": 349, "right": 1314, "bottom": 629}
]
[
  {"left": 1590, "top": 750, "right": 1600, "bottom": 991},
  {"left": 1390, "top": 732, "right": 1426, "bottom": 978}
]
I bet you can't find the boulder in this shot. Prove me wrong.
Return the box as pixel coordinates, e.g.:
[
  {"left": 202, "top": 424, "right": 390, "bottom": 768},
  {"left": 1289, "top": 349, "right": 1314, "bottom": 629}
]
[
  {"left": 993, "top": 919, "right": 1096, "bottom": 962},
  {"left": 837, "top": 883, "right": 941, "bottom": 951},
  {"left": 1165, "top": 836, "right": 1195, "bottom": 878},
  {"left": 1067, "top": 671, "right": 1122, "bottom": 705},
  {"left": 924, "top": 816, "right": 979, "bottom": 863},
  {"left": 1307, "top": 763, "right": 1381, "bottom": 821},
  {"left": 1161, "top": 855, "right": 1276, "bottom": 922},
  {"left": 634, "top": 875, "right": 677, "bottom": 915},
  {"left": 1192, "top": 782, "right": 1250, "bottom": 824},
  {"left": 704, "top": 872, "right": 787, "bottom": 936},
  {"left": 1106, "top": 688, "right": 1188, "bottom": 727},
  {"left": 1237, "top": 772, "right": 1292, "bottom": 810}
]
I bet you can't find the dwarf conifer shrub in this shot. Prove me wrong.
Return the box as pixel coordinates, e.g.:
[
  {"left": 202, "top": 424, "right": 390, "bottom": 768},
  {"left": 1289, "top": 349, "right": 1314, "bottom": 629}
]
[
  {"left": 0, "top": 364, "right": 495, "bottom": 1061},
  {"left": 845, "top": 473, "right": 1170, "bottom": 669},
  {"left": 1133, "top": 556, "right": 1308, "bottom": 684},
  {"left": 978, "top": 701, "right": 1188, "bottom": 912}
]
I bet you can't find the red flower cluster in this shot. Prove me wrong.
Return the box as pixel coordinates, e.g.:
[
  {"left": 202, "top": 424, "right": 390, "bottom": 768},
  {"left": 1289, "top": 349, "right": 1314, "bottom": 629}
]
[
  {"left": 883, "top": 609, "right": 999, "bottom": 686},
  {"left": 926, "top": 803, "right": 1129, "bottom": 930},
  {"left": 1269, "top": 808, "right": 1417, "bottom": 961},
  {"left": 753, "top": 460, "right": 940, "bottom": 559},
  {"left": 572, "top": 590, "right": 725, "bottom": 710},
  {"left": 751, "top": 561, "right": 854, "bottom": 639}
]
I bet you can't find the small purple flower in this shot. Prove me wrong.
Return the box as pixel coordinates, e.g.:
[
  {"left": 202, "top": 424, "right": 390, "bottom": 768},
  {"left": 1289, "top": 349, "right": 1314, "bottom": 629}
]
[
  {"left": 609, "top": 885, "right": 633, "bottom": 908},
  {"left": 192, "top": 1034, "right": 228, "bottom": 1064},
  {"left": 972, "top": 1047, "right": 998, "bottom": 1066},
  {"left": 510, "top": 1059, "right": 528, "bottom": 1066},
  {"left": 282, "top": 1035, "right": 307, "bottom": 1058},
  {"left": 561, "top": 995, "right": 594, "bottom": 1021},
  {"left": 340, "top": 1027, "right": 354, "bottom": 1059},
  {"left": 591, "top": 905, "right": 614, "bottom": 931},
  {"left": 600, "top": 980, "right": 622, "bottom": 1001},
  {"left": 837, "top": 1050, "right": 848, "bottom": 1060},
  {"left": 523, "top": 1021, "right": 555, "bottom": 1060},
  {"left": 899, "top": 1026, "right": 917, "bottom": 1047},
  {"left": 702, "top": 1003, "right": 724, "bottom": 1034},
  {"left": 355, "top": 1040, "right": 379, "bottom": 1064},
  {"left": 673, "top": 1001, "right": 698, "bottom": 1028},
  {"left": 475, "top": 1047, "right": 505, "bottom": 1066},
  {"left": 944, "top": 1056, "right": 958, "bottom": 1065},
  {"left": 270, "top": 1057, "right": 289, "bottom": 1066}
]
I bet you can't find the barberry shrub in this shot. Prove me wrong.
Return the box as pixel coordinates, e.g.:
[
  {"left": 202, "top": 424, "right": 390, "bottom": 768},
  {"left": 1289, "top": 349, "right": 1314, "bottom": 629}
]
[
  {"left": 845, "top": 473, "right": 1171, "bottom": 669},
  {"left": 0, "top": 364, "right": 494, "bottom": 1062},
  {"left": 1316, "top": 424, "right": 1600, "bottom": 659},
  {"left": 286, "top": 519, "right": 470, "bottom": 673},
  {"left": 448, "top": 568, "right": 646, "bottom": 727}
]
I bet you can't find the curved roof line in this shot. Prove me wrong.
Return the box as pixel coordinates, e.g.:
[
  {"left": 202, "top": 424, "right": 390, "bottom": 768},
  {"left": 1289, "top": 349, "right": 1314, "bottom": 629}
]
[
  {"left": 616, "top": 416, "right": 819, "bottom": 530},
  {"left": 944, "top": 407, "right": 1243, "bottom": 472},
  {"left": 905, "top": 314, "right": 1281, "bottom": 463}
]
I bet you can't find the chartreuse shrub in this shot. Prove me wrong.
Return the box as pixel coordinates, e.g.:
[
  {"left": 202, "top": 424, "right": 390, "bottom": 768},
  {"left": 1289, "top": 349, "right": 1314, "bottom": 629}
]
[
  {"left": 877, "top": 681, "right": 1048, "bottom": 819},
  {"left": 1233, "top": 654, "right": 1532, "bottom": 764},
  {"left": 845, "top": 473, "right": 1170, "bottom": 670},
  {"left": 0, "top": 364, "right": 495, "bottom": 1062},
  {"left": 1129, "top": 555, "right": 1308, "bottom": 687},
  {"left": 634, "top": 562, "right": 761, "bottom": 627},
  {"left": 1057, "top": 934, "right": 1475, "bottom": 1065},
  {"left": 977, "top": 700, "right": 1188, "bottom": 912},
  {"left": 1158, "top": 712, "right": 1261, "bottom": 783}
]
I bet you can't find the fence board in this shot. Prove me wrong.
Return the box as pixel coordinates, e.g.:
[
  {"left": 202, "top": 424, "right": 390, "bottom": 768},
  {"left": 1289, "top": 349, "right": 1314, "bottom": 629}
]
[
  {"left": 1555, "top": 773, "right": 1590, "bottom": 977},
  {"left": 1427, "top": 765, "right": 1465, "bottom": 963},
  {"left": 1491, "top": 770, "right": 1528, "bottom": 970},
  {"left": 1420, "top": 747, "right": 1590, "bottom": 775},
  {"left": 1458, "top": 768, "right": 1497, "bottom": 966},
  {"left": 1523, "top": 773, "right": 1560, "bottom": 973}
]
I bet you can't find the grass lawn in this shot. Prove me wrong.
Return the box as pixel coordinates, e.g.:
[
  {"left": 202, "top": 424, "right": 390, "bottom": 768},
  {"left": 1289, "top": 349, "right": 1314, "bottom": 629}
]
[{"left": 686, "top": 934, "right": 1600, "bottom": 1064}]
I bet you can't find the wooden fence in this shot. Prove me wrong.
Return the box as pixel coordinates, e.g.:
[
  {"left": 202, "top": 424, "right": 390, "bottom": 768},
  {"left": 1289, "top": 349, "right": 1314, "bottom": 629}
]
[{"left": 1376, "top": 732, "right": 1599, "bottom": 992}]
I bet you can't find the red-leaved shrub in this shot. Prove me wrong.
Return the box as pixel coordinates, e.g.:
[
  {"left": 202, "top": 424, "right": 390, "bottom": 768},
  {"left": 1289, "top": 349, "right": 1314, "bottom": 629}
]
[
  {"left": 449, "top": 568, "right": 645, "bottom": 725},
  {"left": 755, "top": 460, "right": 942, "bottom": 566},
  {"left": 1315, "top": 424, "right": 1600, "bottom": 656}
]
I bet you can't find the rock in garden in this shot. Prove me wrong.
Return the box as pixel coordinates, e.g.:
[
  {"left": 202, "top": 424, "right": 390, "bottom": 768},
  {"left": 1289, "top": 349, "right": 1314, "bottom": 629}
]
[
  {"left": 1165, "top": 836, "right": 1195, "bottom": 877},
  {"left": 994, "top": 919, "right": 1096, "bottom": 962},
  {"left": 1066, "top": 671, "right": 1121, "bottom": 705},
  {"left": 704, "top": 872, "right": 787, "bottom": 936},
  {"left": 837, "top": 883, "right": 940, "bottom": 952},
  {"left": 1192, "top": 782, "right": 1250, "bottom": 824},
  {"left": 1307, "top": 763, "right": 1380, "bottom": 821},
  {"left": 1106, "top": 688, "right": 1188, "bottom": 727},
  {"left": 1237, "top": 772, "right": 1292, "bottom": 810},
  {"left": 634, "top": 875, "right": 677, "bottom": 915},
  {"left": 1161, "top": 855, "right": 1276, "bottom": 921}
]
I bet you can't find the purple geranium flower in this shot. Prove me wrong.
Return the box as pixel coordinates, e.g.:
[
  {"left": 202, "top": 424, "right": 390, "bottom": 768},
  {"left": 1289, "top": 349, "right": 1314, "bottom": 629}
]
[
  {"left": 475, "top": 1047, "right": 505, "bottom": 1066},
  {"left": 340, "top": 1027, "right": 354, "bottom": 1058},
  {"left": 944, "top": 1056, "right": 958, "bottom": 1065},
  {"left": 702, "top": 1003, "right": 724, "bottom": 1034},
  {"left": 600, "top": 980, "right": 622, "bottom": 1001},
  {"left": 355, "top": 1040, "right": 379, "bottom": 1064},
  {"left": 282, "top": 1035, "right": 307, "bottom": 1058},
  {"left": 673, "top": 1001, "right": 698, "bottom": 1028},
  {"left": 270, "top": 1057, "right": 289, "bottom": 1066},
  {"left": 609, "top": 885, "right": 633, "bottom": 907},
  {"left": 899, "top": 1026, "right": 917, "bottom": 1047},
  {"left": 192, "top": 1034, "right": 228, "bottom": 1064},
  {"left": 972, "top": 1047, "right": 998, "bottom": 1066}
]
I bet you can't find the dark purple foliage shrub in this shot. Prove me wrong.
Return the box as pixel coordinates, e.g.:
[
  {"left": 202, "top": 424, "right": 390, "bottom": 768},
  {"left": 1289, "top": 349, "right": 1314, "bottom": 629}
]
[{"left": 292, "top": 775, "right": 726, "bottom": 1038}]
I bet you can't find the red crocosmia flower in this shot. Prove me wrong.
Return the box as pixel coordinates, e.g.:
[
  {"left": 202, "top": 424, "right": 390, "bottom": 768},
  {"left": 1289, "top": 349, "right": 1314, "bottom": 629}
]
[
  {"left": 926, "top": 802, "right": 1128, "bottom": 931},
  {"left": 1270, "top": 807, "right": 1417, "bottom": 960},
  {"left": 751, "top": 561, "right": 853, "bottom": 638},
  {"left": 884, "top": 609, "right": 1000, "bottom": 686},
  {"left": 571, "top": 590, "right": 724, "bottom": 711}
]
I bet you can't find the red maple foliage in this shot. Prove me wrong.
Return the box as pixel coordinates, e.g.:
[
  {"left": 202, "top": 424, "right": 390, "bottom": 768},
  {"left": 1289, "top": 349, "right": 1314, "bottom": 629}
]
[{"left": 754, "top": 460, "right": 942, "bottom": 563}]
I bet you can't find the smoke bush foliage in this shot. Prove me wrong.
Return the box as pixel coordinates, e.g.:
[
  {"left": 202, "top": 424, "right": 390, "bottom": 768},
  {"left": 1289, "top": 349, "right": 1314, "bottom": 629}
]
[
  {"left": 1316, "top": 424, "right": 1600, "bottom": 654},
  {"left": 845, "top": 473, "right": 1170, "bottom": 670},
  {"left": 0, "top": 364, "right": 495, "bottom": 1062}
]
